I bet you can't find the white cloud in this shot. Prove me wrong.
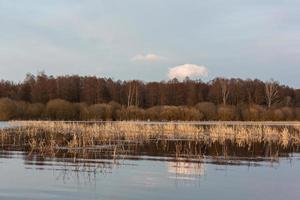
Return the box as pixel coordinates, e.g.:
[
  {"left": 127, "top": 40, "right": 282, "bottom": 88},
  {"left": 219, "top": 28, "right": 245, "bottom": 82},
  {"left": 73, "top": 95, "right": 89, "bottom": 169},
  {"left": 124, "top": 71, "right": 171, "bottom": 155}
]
[
  {"left": 131, "top": 54, "right": 165, "bottom": 62},
  {"left": 168, "top": 64, "right": 208, "bottom": 80}
]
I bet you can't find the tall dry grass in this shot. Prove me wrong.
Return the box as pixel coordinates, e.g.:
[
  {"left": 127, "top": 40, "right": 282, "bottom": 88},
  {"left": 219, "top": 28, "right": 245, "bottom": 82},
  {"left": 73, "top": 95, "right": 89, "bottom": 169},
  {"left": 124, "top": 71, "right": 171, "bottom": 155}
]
[{"left": 3, "top": 121, "right": 300, "bottom": 151}]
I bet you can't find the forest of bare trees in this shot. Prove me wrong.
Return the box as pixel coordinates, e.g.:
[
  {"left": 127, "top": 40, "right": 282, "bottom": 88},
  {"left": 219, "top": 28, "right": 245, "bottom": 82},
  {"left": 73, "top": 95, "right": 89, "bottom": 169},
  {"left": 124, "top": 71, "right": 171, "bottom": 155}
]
[{"left": 0, "top": 72, "right": 300, "bottom": 121}]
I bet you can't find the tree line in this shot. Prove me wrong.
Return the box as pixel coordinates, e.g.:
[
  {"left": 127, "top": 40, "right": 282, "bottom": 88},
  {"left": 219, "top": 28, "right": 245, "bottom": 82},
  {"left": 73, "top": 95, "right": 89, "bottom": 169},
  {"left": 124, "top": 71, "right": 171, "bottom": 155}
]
[{"left": 0, "top": 72, "right": 299, "bottom": 121}]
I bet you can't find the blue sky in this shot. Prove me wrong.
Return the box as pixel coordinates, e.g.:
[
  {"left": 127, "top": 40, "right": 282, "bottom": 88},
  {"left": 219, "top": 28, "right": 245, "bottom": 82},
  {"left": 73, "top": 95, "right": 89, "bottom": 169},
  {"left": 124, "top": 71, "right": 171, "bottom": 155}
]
[{"left": 0, "top": 0, "right": 299, "bottom": 87}]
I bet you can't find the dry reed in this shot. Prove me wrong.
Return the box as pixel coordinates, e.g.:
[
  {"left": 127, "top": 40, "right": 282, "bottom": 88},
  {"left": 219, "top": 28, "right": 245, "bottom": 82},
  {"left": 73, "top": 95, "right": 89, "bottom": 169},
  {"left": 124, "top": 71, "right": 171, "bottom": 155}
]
[{"left": 3, "top": 121, "right": 300, "bottom": 148}]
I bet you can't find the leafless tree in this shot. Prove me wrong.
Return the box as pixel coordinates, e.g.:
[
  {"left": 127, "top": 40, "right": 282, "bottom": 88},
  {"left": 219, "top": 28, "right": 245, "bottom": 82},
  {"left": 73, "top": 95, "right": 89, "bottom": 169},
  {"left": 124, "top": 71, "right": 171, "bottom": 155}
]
[
  {"left": 127, "top": 81, "right": 139, "bottom": 107},
  {"left": 127, "top": 82, "right": 133, "bottom": 107},
  {"left": 220, "top": 79, "right": 230, "bottom": 105},
  {"left": 265, "top": 80, "right": 279, "bottom": 108}
]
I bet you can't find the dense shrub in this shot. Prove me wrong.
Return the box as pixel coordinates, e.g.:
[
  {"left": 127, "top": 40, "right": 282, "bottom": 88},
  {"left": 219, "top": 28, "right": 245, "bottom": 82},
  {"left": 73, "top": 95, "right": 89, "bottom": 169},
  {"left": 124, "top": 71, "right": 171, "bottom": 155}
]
[
  {"left": 160, "top": 106, "right": 181, "bottom": 120},
  {"left": 0, "top": 97, "right": 299, "bottom": 121},
  {"left": 179, "top": 107, "right": 204, "bottom": 121},
  {"left": 88, "top": 104, "right": 112, "bottom": 120},
  {"left": 195, "top": 102, "right": 217, "bottom": 120},
  {"left": 280, "top": 107, "right": 295, "bottom": 121},
  {"left": 217, "top": 105, "right": 238, "bottom": 121},
  {"left": 145, "top": 106, "right": 162, "bottom": 120},
  {"left": 272, "top": 109, "right": 285, "bottom": 121},
  {"left": 45, "top": 99, "right": 76, "bottom": 120},
  {"left": 109, "top": 101, "right": 122, "bottom": 120},
  {"left": 0, "top": 98, "right": 17, "bottom": 120},
  {"left": 157, "top": 106, "right": 203, "bottom": 121},
  {"left": 241, "top": 105, "right": 265, "bottom": 121},
  {"left": 295, "top": 108, "right": 300, "bottom": 120},
  {"left": 26, "top": 103, "right": 45, "bottom": 119},
  {"left": 15, "top": 101, "right": 29, "bottom": 119},
  {"left": 260, "top": 108, "right": 291, "bottom": 121},
  {"left": 117, "top": 106, "right": 146, "bottom": 120},
  {"left": 73, "top": 103, "right": 89, "bottom": 120}
]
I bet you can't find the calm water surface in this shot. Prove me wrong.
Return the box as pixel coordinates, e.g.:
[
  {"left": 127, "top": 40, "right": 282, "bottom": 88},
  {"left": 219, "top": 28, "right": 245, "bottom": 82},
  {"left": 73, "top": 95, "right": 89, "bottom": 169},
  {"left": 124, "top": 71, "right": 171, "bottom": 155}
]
[
  {"left": 0, "top": 150, "right": 299, "bottom": 200},
  {"left": 0, "top": 122, "right": 10, "bottom": 128}
]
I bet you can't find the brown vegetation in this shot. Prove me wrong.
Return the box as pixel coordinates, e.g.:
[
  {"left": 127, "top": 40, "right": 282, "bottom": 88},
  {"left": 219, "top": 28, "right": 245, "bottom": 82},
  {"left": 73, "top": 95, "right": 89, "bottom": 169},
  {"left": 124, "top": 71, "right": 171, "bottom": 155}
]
[
  {"left": 0, "top": 97, "right": 300, "bottom": 121},
  {"left": 217, "top": 105, "right": 238, "bottom": 121},
  {"left": 0, "top": 98, "right": 17, "bottom": 120},
  {"left": 0, "top": 73, "right": 299, "bottom": 108},
  {"left": 195, "top": 102, "right": 217, "bottom": 120},
  {"left": 1, "top": 121, "right": 299, "bottom": 157},
  {"left": 0, "top": 73, "right": 300, "bottom": 121},
  {"left": 45, "top": 99, "right": 76, "bottom": 120}
]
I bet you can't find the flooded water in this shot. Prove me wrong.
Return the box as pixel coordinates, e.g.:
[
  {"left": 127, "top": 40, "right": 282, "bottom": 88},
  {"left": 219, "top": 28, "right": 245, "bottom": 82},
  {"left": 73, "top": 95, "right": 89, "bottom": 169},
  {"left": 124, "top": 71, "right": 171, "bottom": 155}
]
[
  {"left": 1, "top": 121, "right": 300, "bottom": 199},
  {"left": 0, "top": 150, "right": 300, "bottom": 200},
  {"left": 0, "top": 121, "right": 10, "bottom": 128}
]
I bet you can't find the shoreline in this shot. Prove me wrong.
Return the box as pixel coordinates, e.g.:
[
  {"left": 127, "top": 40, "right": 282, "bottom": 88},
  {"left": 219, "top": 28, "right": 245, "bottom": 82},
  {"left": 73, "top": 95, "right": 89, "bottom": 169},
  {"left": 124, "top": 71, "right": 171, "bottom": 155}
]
[{"left": 8, "top": 120, "right": 300, "bottom": 126}]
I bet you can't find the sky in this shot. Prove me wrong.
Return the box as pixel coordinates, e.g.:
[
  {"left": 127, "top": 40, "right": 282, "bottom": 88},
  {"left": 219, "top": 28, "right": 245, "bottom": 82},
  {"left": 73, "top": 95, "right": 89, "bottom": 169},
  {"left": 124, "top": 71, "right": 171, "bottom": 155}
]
[{"left": 0, "top": 0, "right": 299, "bottom": 87}]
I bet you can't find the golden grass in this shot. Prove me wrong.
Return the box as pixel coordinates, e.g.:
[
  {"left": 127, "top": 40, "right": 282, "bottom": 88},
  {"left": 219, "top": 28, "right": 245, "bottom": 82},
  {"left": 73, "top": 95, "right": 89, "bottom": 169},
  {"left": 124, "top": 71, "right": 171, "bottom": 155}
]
[
  {"left": 3, "top": 121, "right": 299, "bottom": 150},
  {"left": 6, "top": 121, "right": 300, "bottom": 145}
]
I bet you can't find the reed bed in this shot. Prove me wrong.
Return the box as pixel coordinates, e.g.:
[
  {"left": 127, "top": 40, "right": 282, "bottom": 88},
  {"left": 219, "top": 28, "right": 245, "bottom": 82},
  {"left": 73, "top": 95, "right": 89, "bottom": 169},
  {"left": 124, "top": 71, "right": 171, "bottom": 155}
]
[{"left": 1, "top": 121, "right": 300, "bottom": 158}]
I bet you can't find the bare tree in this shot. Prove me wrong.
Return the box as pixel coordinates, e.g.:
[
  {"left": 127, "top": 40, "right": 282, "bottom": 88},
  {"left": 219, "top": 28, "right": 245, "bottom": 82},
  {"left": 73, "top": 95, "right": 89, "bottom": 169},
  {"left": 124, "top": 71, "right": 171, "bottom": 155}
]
[
  {"left": 220, "top": 79, "right": 230, "bottom": 105},
  {"left": 135, "top": 83, "right": 139, "bottom": 106},
  {"left": 265, "top": 80, "right": 279, "bottom": 108},
  {"left": 127, "top": 81, "right": 139, "bottom": 107},
  {"left": 127, "top": 82, "right": 133, "bottom": 107}
]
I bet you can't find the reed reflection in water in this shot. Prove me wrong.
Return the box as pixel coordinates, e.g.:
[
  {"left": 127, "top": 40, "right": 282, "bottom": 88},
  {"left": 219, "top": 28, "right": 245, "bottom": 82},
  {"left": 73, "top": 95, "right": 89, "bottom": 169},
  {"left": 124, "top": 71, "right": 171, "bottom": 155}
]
[
  {"left": 1, "top": 121, "right": 300, "bottom": 199},
  {"left": 1, "top": 121, "right": 300, "bottom": 161},
  {"left": 0, "top": 150, "right": 300, "bottom": 200}
]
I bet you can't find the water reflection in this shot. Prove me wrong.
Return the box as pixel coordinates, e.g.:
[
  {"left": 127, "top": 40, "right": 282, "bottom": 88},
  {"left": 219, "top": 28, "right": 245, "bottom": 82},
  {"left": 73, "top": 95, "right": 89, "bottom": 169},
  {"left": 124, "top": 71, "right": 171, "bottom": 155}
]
[
  {"left": 1, "top": 150, "right": 300, "bottom": 200},
  {"left": 167, "top": 161, "right": 205, "bottom": 185},
  {"left": 2, "top": 122, "right": 300, "bottom": 199},
  {"left": 0, "top": 137, "right": 300, "bottom": 199},
  {"left": 0, "top": 148, "right": 291, "bottom": 185}
]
